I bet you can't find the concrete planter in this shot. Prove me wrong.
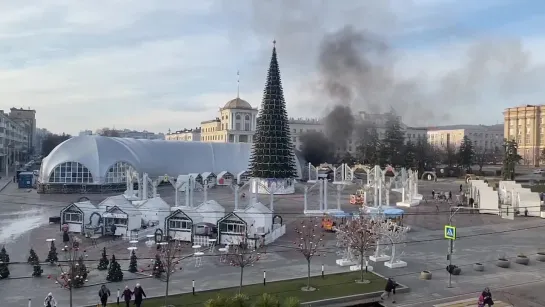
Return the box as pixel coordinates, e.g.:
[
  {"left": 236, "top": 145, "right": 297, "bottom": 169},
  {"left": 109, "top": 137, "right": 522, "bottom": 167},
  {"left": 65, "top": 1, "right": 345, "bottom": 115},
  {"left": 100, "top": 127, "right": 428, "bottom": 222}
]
[
  {"left": 452, "top": 267, "right": 462, "bottom": 275},
  {"left": 536, "top": 253, "right": 545, "bottom": 262},
  {"left": 515, "top": 255, "right": 529, "bottom": 265},
  {"left": 496, "top": 259, "right": 510, "bottom": 268},
  {"left": 419, "top": 270, "right": 432, "bottom": 280},
  {"left": 473, "top": 263, "right": 484, "bottom": 271}
]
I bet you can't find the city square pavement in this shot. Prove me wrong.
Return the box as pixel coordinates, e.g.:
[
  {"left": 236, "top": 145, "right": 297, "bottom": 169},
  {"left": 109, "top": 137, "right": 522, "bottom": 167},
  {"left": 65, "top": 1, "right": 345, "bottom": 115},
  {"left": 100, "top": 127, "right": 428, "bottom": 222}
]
[{"left": 1, "top": 179, "right": 545, "bottom": 306}]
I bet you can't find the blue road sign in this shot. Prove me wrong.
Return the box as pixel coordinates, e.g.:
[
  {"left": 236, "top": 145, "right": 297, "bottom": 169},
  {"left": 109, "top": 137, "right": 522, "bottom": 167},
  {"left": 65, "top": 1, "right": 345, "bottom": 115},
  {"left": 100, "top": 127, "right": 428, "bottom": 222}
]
[{"left": 444, "top": 225, "right": 456, "bottom": 240}]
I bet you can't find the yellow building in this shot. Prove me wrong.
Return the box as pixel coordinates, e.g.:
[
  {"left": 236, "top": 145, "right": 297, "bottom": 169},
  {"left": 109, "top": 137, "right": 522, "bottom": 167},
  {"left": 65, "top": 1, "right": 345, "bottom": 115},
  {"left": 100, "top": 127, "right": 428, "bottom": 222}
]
[
  {"left": 200, "top": 97, "right": 258, "bottom": 143},
  {"left": 504, "top": 104, "right": 545, "bottom": 166}
]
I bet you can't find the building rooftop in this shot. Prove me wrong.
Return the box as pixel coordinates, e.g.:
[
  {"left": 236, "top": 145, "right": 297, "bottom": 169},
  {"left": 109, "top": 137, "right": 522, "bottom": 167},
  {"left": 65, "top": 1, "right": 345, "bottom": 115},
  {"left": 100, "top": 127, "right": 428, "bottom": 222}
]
[
  {"left": 201, "top": 118, "right": 220, "bottom": 124},
  {"left": 425, "top": 124, "right": 503, "bottom": 131},
  {"left": 288, "top": 117, "right": 323, "bottom": 124},
  {"left": 168, "top": 127, "right": 201, "bottom": 135},
  {"left": 222, "top": 98, "right": 254, "bottom": 110}
]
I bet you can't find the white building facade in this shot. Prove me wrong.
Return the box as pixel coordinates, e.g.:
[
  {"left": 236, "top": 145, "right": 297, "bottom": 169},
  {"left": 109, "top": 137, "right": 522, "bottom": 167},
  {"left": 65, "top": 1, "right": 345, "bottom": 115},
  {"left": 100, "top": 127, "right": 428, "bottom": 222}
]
[{"left": 166, "top": 128, "right": 201, "bottom": 141}]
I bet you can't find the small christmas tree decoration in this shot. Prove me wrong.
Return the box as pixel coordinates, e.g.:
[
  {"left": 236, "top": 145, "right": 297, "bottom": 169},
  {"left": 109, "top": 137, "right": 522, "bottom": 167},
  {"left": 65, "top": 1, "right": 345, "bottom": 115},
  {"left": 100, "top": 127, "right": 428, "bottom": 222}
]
[
  {"left": 106, "top": 254, "right": 123, "bottom": 282},
  {"left": 70, "top": 256, "right": 88, "bottom": 287},
  {"left": 0, "top": 246, "right": 10, "bottom": 263},
  {"left": 152, "top": 254, "right": 164, "bottom": 278},
  {"left": 32, "top": 262, "right": 43, "bottom": 277},
  {"left": 128, "top": 250, "right": 138, "bottom": 273},
  {"left": 45, "top": 241, "right": 58, "bottom": 264},
  {"left": 28, "top": 248, "right": 39, "bottom": 264},
  {"left": 0, "top": 246, "right": 10, "bottom": 279},
  {"left": 97, "top": 247, "right": 109, "bottom": 270}
]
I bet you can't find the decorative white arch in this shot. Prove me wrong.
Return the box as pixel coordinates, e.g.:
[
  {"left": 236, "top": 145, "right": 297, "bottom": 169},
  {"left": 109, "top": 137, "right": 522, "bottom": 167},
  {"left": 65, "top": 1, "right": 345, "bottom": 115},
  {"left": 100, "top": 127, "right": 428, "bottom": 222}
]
[
  {"left": 421, "top": 171, "right": 437, "bottom": 181},
  {"left": 48, "top": 161, "right": 94, "bottom": 184}
]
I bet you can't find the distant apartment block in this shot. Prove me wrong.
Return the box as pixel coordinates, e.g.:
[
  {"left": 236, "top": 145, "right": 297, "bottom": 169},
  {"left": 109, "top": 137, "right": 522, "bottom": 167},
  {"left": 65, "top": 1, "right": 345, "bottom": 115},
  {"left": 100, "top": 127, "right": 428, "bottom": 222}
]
[
  {"left": 9, "top": 107, "right": 36, "bottom": 154},
  {"left": 166, "top": 128, "right": 201, "bottom": 141},
  {"left": 426, "top": 124, "right": 503, "bottom": 151}
]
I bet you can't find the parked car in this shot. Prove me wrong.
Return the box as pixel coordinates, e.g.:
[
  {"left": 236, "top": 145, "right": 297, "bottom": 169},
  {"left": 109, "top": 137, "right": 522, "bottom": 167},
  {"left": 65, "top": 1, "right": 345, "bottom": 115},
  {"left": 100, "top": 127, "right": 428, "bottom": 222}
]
[{"left": 533, "top": 169, "right": 545, "bottom": 174}]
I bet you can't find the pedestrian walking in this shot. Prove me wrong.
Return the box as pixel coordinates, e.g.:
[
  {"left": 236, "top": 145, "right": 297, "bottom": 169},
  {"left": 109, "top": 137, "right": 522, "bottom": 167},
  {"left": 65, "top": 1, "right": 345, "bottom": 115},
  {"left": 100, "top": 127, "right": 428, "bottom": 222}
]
[
  {"left": 98, "top": 284, "right": 111, "bottom": 307},
  {"left": 133, "top": 283, "right": 147, "bottom": 307},
  {"left": 459, "top": 184, "right": 463, "bottom": 193},
  {"left": 111, "top": 223, "right": 117, "bottom": 240},
  {"left": 122, "top": 285, "right": 133, "bottom": 307},
  {"left": 44, "top": 292, "right": 57, "bottom": 307},
  {"left": 380, "top": 278, "right": 398, "bottom": 303},
  {"left": 431, "top": 190, "right": 435, "bottom": 200}
]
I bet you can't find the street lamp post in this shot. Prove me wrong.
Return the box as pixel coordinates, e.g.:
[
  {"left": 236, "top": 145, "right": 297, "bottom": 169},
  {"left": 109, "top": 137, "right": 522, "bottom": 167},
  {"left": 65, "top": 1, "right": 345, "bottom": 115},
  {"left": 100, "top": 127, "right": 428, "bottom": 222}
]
[{"left": 447, "top": 206, "right": 461, "bottom": 288}]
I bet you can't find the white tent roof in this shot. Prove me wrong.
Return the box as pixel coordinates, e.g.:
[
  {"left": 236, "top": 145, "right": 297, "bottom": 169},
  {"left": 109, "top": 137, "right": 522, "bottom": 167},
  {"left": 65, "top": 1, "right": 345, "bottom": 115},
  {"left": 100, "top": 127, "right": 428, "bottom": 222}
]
[
  {"left": 134, "top": 197, "right": 171, "bottom": 210},
  {"left": 170, "top": 207, "right": 203, "bottom": 224},
  {"left": 244, "top": 202, "right": 272, "bottom": 214},
  {"left": 196, "top": 200, "right": 225, "bottom": 213},
  {"left": 98, "top": 195, "right": 136, "bottom": 212},
  {"left": 39, "top": 135, "right": 305, "bottom": 184},
  {"left": 217, "top": 171, "right": 233, "bottom": 178}
]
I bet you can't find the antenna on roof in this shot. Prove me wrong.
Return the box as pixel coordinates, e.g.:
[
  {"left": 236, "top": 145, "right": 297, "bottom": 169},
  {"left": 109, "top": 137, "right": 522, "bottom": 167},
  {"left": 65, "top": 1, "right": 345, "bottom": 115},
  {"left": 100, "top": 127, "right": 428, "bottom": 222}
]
[{"left": 237, "top": 70, "right": 240, "bottom": 99}]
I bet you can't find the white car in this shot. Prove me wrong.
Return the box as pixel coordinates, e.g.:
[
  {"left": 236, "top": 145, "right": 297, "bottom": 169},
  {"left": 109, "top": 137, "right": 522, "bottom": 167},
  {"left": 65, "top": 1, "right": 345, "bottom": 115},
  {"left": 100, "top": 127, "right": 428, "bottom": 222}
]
[{"left": 533, "top": 169, "right": 545, "bottom": 174}]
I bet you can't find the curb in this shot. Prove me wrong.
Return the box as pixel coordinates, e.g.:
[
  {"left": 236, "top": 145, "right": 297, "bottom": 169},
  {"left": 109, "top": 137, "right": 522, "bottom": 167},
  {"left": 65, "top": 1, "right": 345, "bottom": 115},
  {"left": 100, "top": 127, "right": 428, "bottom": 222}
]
[{"left": 0, "top": 180, "right": 11, "bottom": 193}]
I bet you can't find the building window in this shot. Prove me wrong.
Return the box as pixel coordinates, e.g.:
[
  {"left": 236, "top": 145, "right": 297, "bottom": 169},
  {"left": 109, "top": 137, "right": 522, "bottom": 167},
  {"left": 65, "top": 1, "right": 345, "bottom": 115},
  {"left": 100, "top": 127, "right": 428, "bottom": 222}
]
[
  {"left": 236, "top": 123, "right": 241, "bottom": 130},
  {"left": 169, "top": 218, "right": 192, "bottom": 230},
  {"left": 244, "top": 123, "right": 250, "bottom": 131},
  {"left": 64, "top": 212, "right": 82, "bottom": 222},
  {"left": 49, "top": 162, "right": 93, "bottom": 184},
  {"left": 105, "top": 161, "right": 133, "bottom": 183},
  {"left": 239, "top": 135, "right": 248, "bottom": 142},
  {"left": 229, "top": 134, "right": 235, "bottom": 142},
  {"left": 236, "top": 114, "right": 241, "bottom": 120},
  {"left": 219, "top": 221, "right": 246, "bottom": 233},
  {"left": 245, "top": 115, "right": 250, "bottom": 121}
]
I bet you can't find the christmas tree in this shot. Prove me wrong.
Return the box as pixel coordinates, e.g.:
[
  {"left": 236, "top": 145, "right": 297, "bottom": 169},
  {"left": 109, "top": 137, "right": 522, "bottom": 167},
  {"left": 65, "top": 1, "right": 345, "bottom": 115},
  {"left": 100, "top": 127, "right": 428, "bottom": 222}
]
[
  {"left": 128, "top": 250, "right": 138, "bottom": 273},
  {"left": 28, "top": 248, "right": 39, "bottom": 264},
  {"left": 28, "top": 248, "right": 43, "bottom": 277},
  {"left": 97, "top": 247, "right": 109, "bottom": 270},
  {"left": 45, "top": 241, "right": 58, "bottom": 264},
  {"left": 32, "top": 262, "right": 43, "bottom": 277},
  {"left": 106, "top": 254, "right": 123, "bottom": 282},
  {"left": 70, "top": 256, "right": 88, "bottom": 287},
  {"left": 0, "top": 246, "right": 10, "bottom": 279},
  {"left": 249, "top": 41, "right": 297, "bottom": 179},
  {"left": 0, "top": 246, "right": 10, "bottom": 263},
  {"left": 152, "top": 254, "right": 164, "bottom": 278}
]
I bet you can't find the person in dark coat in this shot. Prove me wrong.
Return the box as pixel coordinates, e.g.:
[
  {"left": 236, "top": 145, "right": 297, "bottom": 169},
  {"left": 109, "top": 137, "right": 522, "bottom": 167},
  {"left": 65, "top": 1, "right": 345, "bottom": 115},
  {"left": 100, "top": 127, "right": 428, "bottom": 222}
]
[
  {"left": 380, "top": 278, "right": 398, "bottom": 303},
  {"left": 111, "top": 223, "right": 117, "bottom": 240},
  {"left": 478, "top": 287, "right": 494, "bottom": 306},
  {"left": 62, "top": 230, "right": 70, "bottom": 244},
  {"left": 121, "top": 285, "right": 133, "bottom": 307},
  {"left": 133, "top": 283, "right": 147, "bottom": 307},
  {"left": 459, "top": 184, "right": 463, "bottom": 193},
  {"left": 98, "top": 284, "right": 111, "bottom": 307}
]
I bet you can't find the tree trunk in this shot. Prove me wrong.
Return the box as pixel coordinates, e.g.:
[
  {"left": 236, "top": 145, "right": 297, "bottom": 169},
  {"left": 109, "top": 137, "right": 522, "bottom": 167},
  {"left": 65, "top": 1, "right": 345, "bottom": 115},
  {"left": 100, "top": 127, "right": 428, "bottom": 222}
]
[
  {"left": 360, "top": 254, "right": 364, "bottom": 282},
  {"left": 307, "top": 259, "right": 311, "bottom": 290},
  {"left": 164, "top": 272, "right": 170, "bottom": 307},
  {"left": 239, "top": 266, "right": 244, "bottom": 294},
  {"left": 69, "top": 285, "right": 73, "bottom": 307}
]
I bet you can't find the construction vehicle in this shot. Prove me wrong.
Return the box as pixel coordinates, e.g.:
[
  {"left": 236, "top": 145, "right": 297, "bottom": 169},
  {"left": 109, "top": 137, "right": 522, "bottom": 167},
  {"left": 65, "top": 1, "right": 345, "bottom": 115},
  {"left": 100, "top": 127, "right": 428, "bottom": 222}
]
[{"left": 350, "top": 189, "right": 365, "bottom": 206}]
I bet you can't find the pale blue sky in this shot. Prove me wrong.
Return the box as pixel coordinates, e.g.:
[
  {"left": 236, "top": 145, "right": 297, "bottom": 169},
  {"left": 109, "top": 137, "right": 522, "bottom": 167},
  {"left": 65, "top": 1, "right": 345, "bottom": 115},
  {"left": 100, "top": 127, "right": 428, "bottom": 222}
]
[{"left": 0, "top": 0, "right": 543, "bottom": 134}]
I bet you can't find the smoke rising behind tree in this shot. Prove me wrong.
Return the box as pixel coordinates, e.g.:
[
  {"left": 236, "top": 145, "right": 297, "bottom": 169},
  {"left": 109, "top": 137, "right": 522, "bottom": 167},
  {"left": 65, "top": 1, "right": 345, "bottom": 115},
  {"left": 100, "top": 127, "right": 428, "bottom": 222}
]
[
  {"left": 221, "top": 1, "right": 544, "bottom": 127},
  {"left": 324, "top": 105, "right": 354, "bottom": 149}
]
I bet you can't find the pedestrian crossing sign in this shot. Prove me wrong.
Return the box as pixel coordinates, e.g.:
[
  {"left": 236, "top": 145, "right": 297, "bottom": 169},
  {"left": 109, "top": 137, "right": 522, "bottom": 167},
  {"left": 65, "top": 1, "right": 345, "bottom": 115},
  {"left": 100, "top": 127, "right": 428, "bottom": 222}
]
[{"left": 444, "top": 225, "right": 456, "bottom": 240}]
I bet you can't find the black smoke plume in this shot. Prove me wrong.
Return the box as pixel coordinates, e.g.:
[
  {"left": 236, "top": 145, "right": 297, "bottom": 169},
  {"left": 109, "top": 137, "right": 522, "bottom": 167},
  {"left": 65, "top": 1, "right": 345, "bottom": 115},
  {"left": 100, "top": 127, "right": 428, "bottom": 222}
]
[
  {"left": 299, "top": 131, "right": 334, "bottom": 165},
  {"left": 324, "top": 105, "right": 354, "bottom": 149}
]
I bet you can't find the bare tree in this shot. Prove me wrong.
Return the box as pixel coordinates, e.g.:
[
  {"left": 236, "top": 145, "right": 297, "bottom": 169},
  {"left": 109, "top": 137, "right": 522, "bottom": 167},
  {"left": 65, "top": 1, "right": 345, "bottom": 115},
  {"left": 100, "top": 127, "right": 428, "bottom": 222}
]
[
  {"left": 475, "top": 146, "right": 490, "bottom": 172},
  {"left": 336, "top": 216, "right": 377, "bottom": 283},
  {"left": 227, "top": 237, "right": 261, "bottom": 294},
  {"left": 52, "top": 236, "right": 89, "bottom": 307},
  {"left": 153, "top": 240, "right": 184, "bottom": 306},
  {"left": 294, "top": 218, "right": 324, "bottom": 291}
]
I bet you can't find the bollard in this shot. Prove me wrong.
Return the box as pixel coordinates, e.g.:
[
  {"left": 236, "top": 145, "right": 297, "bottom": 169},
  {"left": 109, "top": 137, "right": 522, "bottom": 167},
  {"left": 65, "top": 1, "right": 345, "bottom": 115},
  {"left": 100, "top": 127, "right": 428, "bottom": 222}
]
[
  {"left": 263, "top": 270, "right": 266, "bottom": 286},
  {"left": 28, "top": 298, "right": 31, "bottom": 307},
  {"left": 117, "top": 289, "right": 120, "bottom": 305},
  {"left": 192, "top": 280, "right": 195, "bottom": 295},
  {"left": 321, "top": 264, "right": 324, "bottom": 278}
]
